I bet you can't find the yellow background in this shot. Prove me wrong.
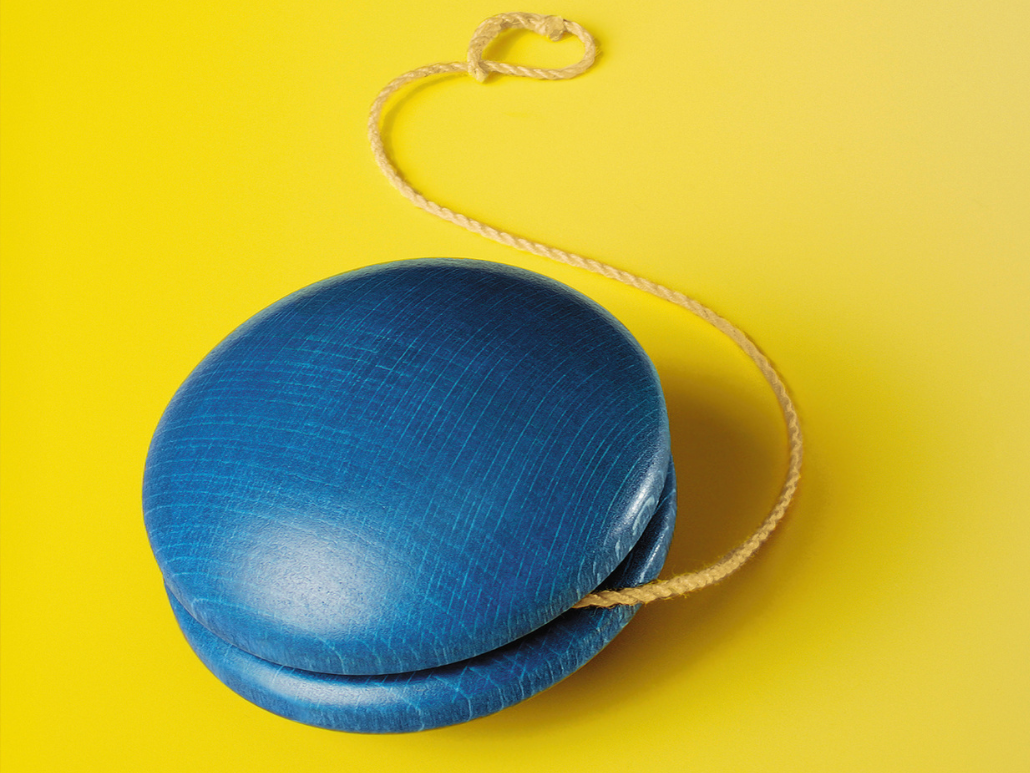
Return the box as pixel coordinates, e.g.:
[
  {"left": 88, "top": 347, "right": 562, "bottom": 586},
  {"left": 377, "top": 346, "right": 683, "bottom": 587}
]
[{"left": 3, "top": 1, "right": 1028, "bottom": 770}]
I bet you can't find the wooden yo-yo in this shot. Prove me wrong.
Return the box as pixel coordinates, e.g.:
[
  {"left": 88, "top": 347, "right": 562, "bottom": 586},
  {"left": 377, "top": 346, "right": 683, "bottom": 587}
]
[{"left": 144, "top": 259, "right": 676, "bottom": 732}]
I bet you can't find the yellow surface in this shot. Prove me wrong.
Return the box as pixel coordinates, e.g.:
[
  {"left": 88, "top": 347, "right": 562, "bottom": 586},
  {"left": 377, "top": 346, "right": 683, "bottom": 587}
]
[{"left": 3, "top": 2, "right": 1029, "bottom": 770}]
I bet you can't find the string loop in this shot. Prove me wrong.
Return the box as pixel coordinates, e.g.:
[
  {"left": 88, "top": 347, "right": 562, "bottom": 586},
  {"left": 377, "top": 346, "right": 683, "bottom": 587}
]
[
  {"left": 368, "top": 13, "right": 803, "bottom": 608},
  {"left": 466, "top": 12, "right": 596, "bottom": 82}
]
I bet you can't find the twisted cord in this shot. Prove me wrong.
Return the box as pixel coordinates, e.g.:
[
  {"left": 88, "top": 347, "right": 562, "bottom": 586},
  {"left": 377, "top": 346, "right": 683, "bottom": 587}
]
[{"left": 367, "top": 12, "right": 803, "bottom": 608}]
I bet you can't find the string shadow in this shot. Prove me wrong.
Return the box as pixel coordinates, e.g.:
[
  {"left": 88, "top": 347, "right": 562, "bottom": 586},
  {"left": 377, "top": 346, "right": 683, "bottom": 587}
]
[{"left": 378, "top": 74, "right": 465, "bottom": 174}]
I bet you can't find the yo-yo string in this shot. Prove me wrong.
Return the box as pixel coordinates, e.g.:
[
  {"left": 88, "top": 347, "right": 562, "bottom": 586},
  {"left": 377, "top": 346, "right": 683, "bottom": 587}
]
[{"left": 368, "top": 12, "right": 803, "bottom": 608}]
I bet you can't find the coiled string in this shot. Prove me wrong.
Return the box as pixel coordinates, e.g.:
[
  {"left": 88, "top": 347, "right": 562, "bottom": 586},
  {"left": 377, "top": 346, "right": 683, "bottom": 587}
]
[{"left": 368, "top": 12, "right": 803, "bottom": 608}]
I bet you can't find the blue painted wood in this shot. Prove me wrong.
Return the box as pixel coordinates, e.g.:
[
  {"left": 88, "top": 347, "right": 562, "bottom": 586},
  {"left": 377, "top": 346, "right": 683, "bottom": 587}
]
[
  {"left": 143, "top": 258, "right": 675, "bottom": 727},
  {"left": 169, "top": 464, "right": 676, "bottom": 733}
]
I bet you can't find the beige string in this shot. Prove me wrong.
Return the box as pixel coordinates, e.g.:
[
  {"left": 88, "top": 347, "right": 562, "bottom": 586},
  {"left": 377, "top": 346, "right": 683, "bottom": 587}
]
[{"left": 368, "top": 12, "right": 803, "bottom": 608}]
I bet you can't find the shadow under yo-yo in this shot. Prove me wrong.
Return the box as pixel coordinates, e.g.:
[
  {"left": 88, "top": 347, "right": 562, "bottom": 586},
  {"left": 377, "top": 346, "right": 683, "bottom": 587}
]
[{"left": 449, "top": 382, "right": 799, "bottom": 736}]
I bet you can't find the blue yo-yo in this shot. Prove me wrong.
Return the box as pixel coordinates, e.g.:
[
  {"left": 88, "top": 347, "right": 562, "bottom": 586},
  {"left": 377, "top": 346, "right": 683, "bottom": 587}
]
[{"left": 144, "top": 259, "right": 675, "bottom": 732}]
